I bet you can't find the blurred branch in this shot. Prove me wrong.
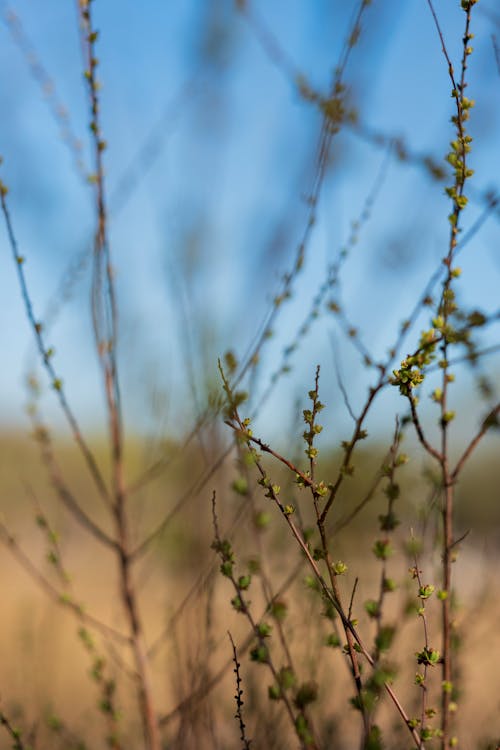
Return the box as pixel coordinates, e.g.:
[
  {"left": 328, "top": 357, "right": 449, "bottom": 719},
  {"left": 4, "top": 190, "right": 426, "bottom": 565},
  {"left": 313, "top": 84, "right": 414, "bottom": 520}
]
[
  {"left": 158, "top": 559, "right": 304, "bottom": 728},
  {"left": 0, "top": 521, "right": 130, "bottom": 645},
  {"left": 1, "top": 3, "right": 87, "bottom": 180},
  {"left": 0, "top": 188, "right": 112, "bottom": 509},
  {"left": 131, "top": 443, "right": 232, "bottom": 560},
  {"left": 452, "top": 401, "right": 500, "bottom": 480}
]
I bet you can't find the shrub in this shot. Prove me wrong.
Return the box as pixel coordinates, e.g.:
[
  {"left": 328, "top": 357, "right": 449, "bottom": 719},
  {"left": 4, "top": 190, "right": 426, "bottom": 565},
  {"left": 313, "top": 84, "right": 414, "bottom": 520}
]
[{"left": 1, "top": 2, "right": 499, "bottom": 749}]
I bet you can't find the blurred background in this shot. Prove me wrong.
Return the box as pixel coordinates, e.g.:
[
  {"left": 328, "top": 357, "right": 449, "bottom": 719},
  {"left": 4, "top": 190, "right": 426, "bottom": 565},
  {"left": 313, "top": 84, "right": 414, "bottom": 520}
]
[
  {"left": 0, "top": 0, "right": 499, "bottom": 442},
  {"left": 1, "top": 1, "right": 500, "bottom": 748}
]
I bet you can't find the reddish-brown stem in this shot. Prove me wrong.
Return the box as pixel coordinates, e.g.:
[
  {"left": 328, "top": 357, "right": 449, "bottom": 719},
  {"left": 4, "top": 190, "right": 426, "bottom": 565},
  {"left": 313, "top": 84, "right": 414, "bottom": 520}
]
[
  {"left": 0, "top": 191, "right": 112, "bottom": 510},
  {"left": 452, "top": 402, "right": 500, "bottom": 480},
  {"left": 408, "top": 396, "right": 443, "bottom": 463},
  {"left": 425, "top": 3, "right": 476, "bottom": 744},
  {"left": 77, "top": 5, "right": 160, "bottom": 748},
  {"left": 211, "top": 494, "right": 318, "bottom": 750},
  {"left": 227, "top": 405, "right": 422, "bottom": 748}
]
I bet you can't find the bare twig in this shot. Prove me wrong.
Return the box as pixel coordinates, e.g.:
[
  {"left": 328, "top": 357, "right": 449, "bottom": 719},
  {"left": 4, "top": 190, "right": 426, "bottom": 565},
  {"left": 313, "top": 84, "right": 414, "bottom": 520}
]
[
  {"left": 0, "top": 189, "right": 112, "bottom": 509},
  {"left": 408, "top": 396, "right": 443, "bottom": 464},
  {"left": 77, "top": 5, "right": 159, "bottom": 747},
  {"left": 452, "top": 402, "right": 500, "bottom": 480},
  {"left": 228, "top": 631, "right": 252, "bottom": 750},
  {"left": 0, "top": 705, "right": 29, "bottom": 750}
]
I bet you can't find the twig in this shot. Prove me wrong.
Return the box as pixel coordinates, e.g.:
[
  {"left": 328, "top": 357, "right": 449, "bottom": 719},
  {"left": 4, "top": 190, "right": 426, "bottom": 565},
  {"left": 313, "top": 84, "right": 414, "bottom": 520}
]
[
  {"left": 0, "top": 521, "right": 130, "bottom": 645},
  {"left": 77, "top": 5, "right": 159, "bottom": 748},
  {"left": 226, "top": 424, "right": 314, "bottom": 490},
  {"left": 452, "top": 402, "right": 500, "bottom": 480},
  {"left": 228, "top": 632, "right": 252, "bottom": 750},
  {"left": 408, "top": 396, "right": 443, "bottom": 463},
  {"left": 0, "top": 705, "right": 28, "bottom": 750},
  {"left": 131, "top": 443, "right": 232, "bottom": 560},
  {"left": 1, "top": 4, "right": 87, "bottom": 180},
  {"left": 30, "top": 413, "right": 117, "bottom": 550},
  {"left": 331, "top": 332, "right": 357, "bottom": 422},
  {"left": 0, "top": 189, "right": 111, "bottom": 509}
]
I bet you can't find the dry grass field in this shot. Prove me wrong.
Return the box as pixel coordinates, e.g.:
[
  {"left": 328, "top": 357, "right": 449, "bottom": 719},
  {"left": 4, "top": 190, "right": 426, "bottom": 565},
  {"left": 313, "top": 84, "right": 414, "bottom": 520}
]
[{"left": 1, "top": 433, "right": 499, "bottom": 750}]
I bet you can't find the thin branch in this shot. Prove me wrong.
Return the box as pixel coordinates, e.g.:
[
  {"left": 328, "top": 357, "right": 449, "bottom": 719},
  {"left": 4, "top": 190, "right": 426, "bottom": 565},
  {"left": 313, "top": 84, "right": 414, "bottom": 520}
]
[
  {"left": 211, "top": 493, "right": 311, "bottom": 748},
  {"left": 0, "top": 521, "right": 130, "bottom": 645},
  {"left": 232, "top": 0, "right": 373, "bottom": 392},
  {"left": 408, "top": 396, "right": 443, "bottom": 463},
  {"left": 159, "top": 558, "right": 302, "bottom": 726},
  {"left": 330, "top": 332, "right": 357, "bottom": 422},
  {"left": 228, "top": 631, "right": 252, "bottom": 750},
  {"left": 30, "top": 415, "right": 117, "bottom": 550},
  {"left": 131, "top": 443, "right": 232, "bottom": 560},
  {"left": 334, "top": 449, "right": 393, "bottom": 534},
  {"left": 1, "top": 4, "right": 87, "bottom": 180},
  {"left": 77, "top": 5, "right": 159, "bottom": 748},
  {"left": 452, "top": 402, "right": 500, "bottom": 480},
  {"left": 0, "top": 705, "right": 29, "bottom": 750},
  {"left": 428, "top": 343, "right": 500, "bottom": 372},
  {"left": 0, "top": 189, "right": 111, "bottom": 509},
  {"left": 225, "top": 423, "right": 314, "bottom": 489},
  {"left": 129, "top": 410, "right": 212, "bottom": 494},
  {"left": 492, "top": 35, "right": 500, "bottom": 78},
  {"left": 348, "top": 577, "right": 359, "bottom": 621},
  {"left": 426, "top": 0, "right": 457, "bottom": 87},
  {"left": 225, "top": 400, "right": 422, "bottom": 747},
  {"left": 147, "top": 492, "right": 251, "bottom": 659}
]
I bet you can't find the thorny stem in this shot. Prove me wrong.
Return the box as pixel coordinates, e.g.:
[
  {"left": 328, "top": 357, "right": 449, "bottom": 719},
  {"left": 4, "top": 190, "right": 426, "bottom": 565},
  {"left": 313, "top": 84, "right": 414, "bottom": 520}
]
[{"left": 228, "top": 631, "right": 252, "bottom": 750}]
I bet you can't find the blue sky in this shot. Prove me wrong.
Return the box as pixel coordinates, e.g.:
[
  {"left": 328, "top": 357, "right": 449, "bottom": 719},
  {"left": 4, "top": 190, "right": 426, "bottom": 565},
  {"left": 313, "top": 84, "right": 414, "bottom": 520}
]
[{"left": 0, "top": 1, "right": 499, "bottom": 449}]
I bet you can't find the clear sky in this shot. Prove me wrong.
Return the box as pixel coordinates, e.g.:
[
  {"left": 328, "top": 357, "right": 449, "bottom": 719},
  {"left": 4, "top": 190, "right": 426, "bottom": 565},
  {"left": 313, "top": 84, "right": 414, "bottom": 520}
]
[{"left": 0, "top": 0, "right": 499, "bottom": 449}]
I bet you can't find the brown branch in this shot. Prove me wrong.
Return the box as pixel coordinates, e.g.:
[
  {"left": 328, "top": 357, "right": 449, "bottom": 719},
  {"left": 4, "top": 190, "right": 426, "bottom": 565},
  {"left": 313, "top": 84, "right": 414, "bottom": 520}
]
[
  {"left": 211, "top": 493, "right": 314, "bottom": 749},
  {"left": 228, "top": 405, "right": 422, "bottom": 747},
  {"left": 129, "top": 409, "right": 212, "bottom": 494},
  {"left": 0, "top": 190, "right": 112, "bottom": 510},
  {"left": 226, "top": 422, "right": 314, "bottom": 489},
  {"left": 408, "top": 396, "right": 443, "bottom": 463},
  {"left": 31, "top": 417, "right": 117, "bottom": 551},
  {"left": 0, "top": 705, "right": 29, "bottom": 750},
  {"left": 77, "top": 4, "right": 159, "bottom": 748},
  {"left": 157, "top": 558, "right": 304, "bottom": 726},
  {"left": 452, "top": 402, "right": 500, "bottom": 480},
  {"left": 320, "top": 376, "right": 385, "bottom": 524},
  {"left": 331, "top": 333, "right": 357, "bottom": 422},
  {"left": 147, "top": 489, "right": 251, "bottom": 659}
]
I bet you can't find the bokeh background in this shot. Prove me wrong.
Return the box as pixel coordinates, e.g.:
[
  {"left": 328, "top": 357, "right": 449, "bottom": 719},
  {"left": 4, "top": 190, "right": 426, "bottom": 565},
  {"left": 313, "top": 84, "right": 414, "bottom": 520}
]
[
  {"left": 0, "top": 0, "right": 499, "bottom": 438},
  {"left": 1, "top": 2, "right": 500, "bottom": 748}
]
